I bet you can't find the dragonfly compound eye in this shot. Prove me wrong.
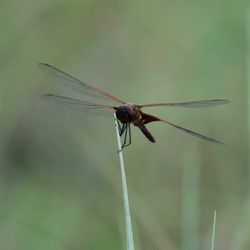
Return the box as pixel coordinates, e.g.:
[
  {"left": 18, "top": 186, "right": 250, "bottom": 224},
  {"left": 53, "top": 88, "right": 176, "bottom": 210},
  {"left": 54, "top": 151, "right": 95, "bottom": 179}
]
[{"left": 116, "top": 107, "right": 133, "bottom": 122}]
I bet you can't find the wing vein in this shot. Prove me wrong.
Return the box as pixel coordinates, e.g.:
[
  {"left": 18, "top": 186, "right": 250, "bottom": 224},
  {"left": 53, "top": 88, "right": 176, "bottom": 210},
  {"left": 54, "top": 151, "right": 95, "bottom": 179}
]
[
  {"left": 42, "top": 94, "right": 115, "bottom": 116},
  {"left": 39, "top": 63, "right": 126, "bottom": 104},
  {"left": 139, "top": 99, "right": 229, "bottom": 108}
]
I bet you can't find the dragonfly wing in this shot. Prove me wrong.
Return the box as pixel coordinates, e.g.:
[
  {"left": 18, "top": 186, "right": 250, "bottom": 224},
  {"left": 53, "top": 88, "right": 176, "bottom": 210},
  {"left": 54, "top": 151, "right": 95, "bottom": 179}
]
[
  {"left": 39, "top": 63, "right": 126, "bottom": 105},
  {"left": 42, "top": 94, "right": 115, "bottom": 117},
  {"left": 156, "top": 116, "right": 225, "bottom": 145},
  {"left": 139, "top": 99, "right": 229, "bottom": 108}
]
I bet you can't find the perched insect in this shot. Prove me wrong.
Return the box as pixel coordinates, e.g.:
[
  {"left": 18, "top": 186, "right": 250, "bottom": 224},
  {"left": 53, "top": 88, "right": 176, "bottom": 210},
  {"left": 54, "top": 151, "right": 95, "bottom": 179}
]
[{"left": 40, "top": 63, "right": 229, "bottom": 149}]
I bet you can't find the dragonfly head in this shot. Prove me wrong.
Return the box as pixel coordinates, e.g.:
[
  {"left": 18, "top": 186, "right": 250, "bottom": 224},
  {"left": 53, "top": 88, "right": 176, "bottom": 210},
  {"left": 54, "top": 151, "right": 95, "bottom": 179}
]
[{"left": 116, "top": 106, "right": 134, "bottom": 123}]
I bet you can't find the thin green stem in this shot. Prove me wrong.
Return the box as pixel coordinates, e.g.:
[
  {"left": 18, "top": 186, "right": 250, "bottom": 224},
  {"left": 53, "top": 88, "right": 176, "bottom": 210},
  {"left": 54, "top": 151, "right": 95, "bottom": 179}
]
[
  {"left": 114, "top": 113, "right": 135, "bottom": 250},
  {"left": 247, "top": 8, "right": 250, "bottom": 197},
  {"left": 210, "top": 210, "right": 217, "bottom": 250}
]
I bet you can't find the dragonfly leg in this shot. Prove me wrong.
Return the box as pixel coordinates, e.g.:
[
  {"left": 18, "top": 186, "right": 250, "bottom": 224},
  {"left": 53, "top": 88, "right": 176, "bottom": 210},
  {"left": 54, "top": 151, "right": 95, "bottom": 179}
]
[
  {"left": 117, "top": 123, "right": 132, "bottom": 152},
  {"left": 121, "top": 124, "right": 128, "bottom": 149},
  {"left": 128, "top": 124, "right": 131, "bottom": 146},
  {"left": 120, "top": 123, "right": 127, "bottom": 137},
  {"left": 122, "top": 124, "right": 132, "bottom": 149},
  {"left": 117, "top": 124, "right": 127, "bottom": 152},
  {"left": 117, "top": 120, "right": 122, "bottom": 135}
]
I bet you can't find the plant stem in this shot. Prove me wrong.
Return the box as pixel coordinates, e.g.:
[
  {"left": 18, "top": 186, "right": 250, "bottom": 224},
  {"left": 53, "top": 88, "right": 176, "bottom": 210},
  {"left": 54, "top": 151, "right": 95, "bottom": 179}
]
[
  {"left": 210, "top": 210, "right": 217, "bottom": 250},
  {"left": 114, "top": 113, "right": 135, "bottom": 250}
]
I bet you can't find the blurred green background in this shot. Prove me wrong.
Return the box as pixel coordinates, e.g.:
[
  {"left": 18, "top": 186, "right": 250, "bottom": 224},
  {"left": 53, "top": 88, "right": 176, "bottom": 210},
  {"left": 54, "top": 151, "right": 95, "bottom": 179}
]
[{"left": 0, "top": 0, "right": 249, "bottom": 249}]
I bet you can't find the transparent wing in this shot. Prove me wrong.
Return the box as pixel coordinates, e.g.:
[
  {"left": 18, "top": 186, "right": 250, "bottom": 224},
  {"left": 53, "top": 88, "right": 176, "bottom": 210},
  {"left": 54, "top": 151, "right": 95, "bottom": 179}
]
[
  {"left": 158, "top": 117, "right": 225, "bottom": 145},
  {"left": 39, "top": 63, "right": 126, "bottom": 105},
  {"left": 42, "top": 94, "right": 115, "bottom": 117},
  {"left": 139, "top": 99, "right": 229, "bottom": 108}
]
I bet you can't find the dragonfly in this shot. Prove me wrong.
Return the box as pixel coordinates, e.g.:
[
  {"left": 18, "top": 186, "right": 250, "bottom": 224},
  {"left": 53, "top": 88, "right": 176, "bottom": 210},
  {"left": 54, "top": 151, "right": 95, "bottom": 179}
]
[{"left": 40, "top": 63, "right": 229, "bottom": 149}]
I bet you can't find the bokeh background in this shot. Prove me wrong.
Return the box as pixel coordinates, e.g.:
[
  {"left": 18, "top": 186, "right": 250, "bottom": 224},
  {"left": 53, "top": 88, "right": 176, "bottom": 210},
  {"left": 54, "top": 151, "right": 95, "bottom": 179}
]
[{"left": 0, "top": 0, "right": 249, "bottom": 249}]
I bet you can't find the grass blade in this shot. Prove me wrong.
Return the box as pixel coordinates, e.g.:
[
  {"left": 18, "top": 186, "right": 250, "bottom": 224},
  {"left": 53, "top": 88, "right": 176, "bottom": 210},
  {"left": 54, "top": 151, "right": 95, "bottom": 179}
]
[
  {"left": 210, "top": 210, "right": 217, "bottom": 250},
  {"left": 114, "top": 113, "right": 135, "bottom": 250}
]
